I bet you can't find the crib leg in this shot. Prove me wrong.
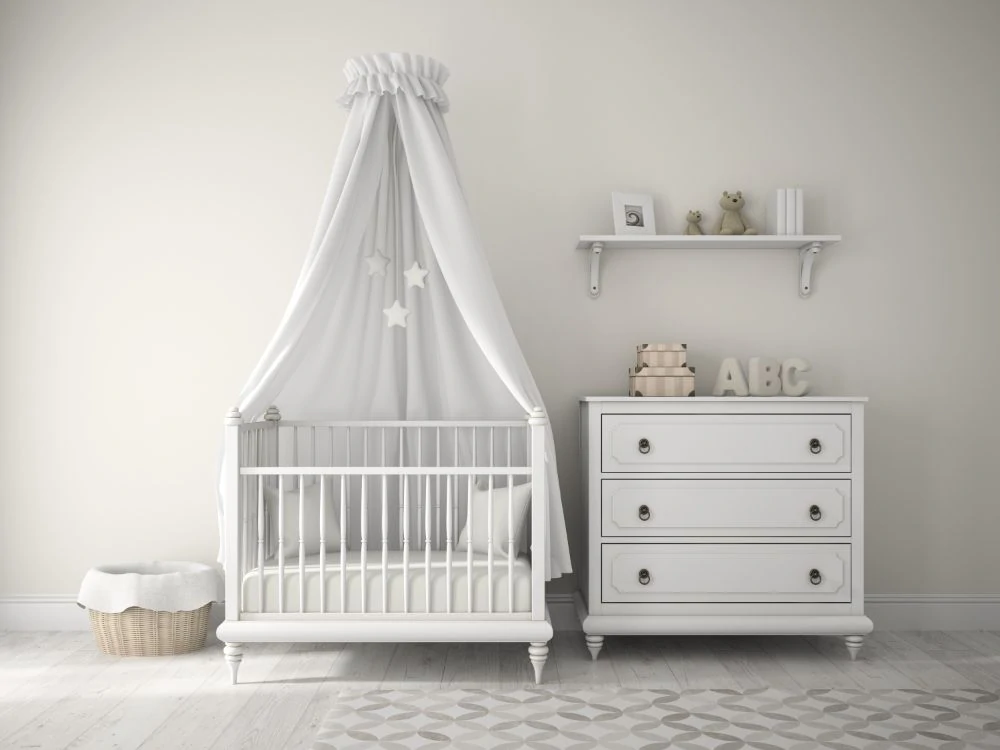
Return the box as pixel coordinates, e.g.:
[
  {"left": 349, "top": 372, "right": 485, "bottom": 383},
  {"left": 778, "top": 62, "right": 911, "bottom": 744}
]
[
  {"left": 529, "top": 641, "right": 549, "bottom": 685},
  {"left": 224, "top": 642, "right": 244, "bottom": 685}
]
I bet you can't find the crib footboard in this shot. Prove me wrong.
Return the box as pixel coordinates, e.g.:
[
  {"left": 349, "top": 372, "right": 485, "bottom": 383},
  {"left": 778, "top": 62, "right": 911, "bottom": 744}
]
[{"left": 220, "top": 407, "right": 551, "bottom": 684}]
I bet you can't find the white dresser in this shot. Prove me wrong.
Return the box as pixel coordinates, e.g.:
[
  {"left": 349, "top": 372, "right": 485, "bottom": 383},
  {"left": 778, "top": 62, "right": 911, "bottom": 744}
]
[{"left": 577, "top": 397, "right": 872, "bottom": 660}]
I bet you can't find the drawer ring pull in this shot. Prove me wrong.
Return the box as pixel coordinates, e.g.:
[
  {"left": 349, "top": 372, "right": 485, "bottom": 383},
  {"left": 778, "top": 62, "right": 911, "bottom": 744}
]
[
  {"left": 809, "top": 438, "right": 823, "bottom": 454},
  {"left": 638, "top": 438, "right": 651, "bottom": 455},
  {"left": 638, "top": 568, "right": 651, "bottom": 585},
  {"left": 809, "top": 568, "right": 823, "bottom": 586},
  {"left": 638, "top": 504, "right": 651, "bottom": 521},
  {"left": 809, "top": 504, "right": 822, "bottom": 521}
]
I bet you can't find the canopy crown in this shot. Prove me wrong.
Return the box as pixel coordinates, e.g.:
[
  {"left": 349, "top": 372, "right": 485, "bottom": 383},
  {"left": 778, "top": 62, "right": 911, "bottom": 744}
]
[{"left": 338, "top": 52, "right": 450, "bottom": 111}]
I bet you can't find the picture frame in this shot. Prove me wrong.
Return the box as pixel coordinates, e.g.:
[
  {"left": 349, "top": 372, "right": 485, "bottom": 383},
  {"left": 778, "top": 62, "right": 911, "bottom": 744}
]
[{"left": 611, "top": 192, "right": 656, "bottom": 235}]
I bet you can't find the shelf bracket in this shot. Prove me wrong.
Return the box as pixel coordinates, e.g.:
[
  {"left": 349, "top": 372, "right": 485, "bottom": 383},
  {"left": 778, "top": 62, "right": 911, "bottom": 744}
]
[
  {"left": 798, "top": 242, "right": 823, "bottom": 298},
  {"left": 589, "top": 242, "right": 604, "bottom": 298}
]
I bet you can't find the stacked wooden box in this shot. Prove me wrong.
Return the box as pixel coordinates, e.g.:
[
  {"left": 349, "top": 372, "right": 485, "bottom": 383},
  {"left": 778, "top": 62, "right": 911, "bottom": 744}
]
[{"left": 628, "top": 343, "right": 696, "bottom": 397}]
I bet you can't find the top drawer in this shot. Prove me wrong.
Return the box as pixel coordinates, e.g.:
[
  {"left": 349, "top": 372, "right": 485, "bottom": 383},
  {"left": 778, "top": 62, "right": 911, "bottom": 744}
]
[{"left": 601, "top": 414, "right": 851, "bottom": 473}]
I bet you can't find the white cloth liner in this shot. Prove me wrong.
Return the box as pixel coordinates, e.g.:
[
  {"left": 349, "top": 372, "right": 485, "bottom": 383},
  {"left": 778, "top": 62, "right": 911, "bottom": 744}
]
[
  {"left": 218, "top": 52, "right": 571, "bottom": 579},
  {"left": 242, "top": 551, "right": 531, "bottom": 614},
  {"left": 77, "top": 561, "right": 223, "bottom": 614}
]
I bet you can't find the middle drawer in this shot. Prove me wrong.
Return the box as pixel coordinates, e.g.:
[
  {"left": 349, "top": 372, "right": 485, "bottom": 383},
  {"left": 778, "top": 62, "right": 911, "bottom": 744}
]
[{"left": 602, "top": 479, "right": 851, "bottom": 537}]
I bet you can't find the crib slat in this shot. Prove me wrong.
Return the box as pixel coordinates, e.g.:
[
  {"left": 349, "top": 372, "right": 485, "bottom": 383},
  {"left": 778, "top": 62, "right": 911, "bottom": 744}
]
[
  {"left": 416, "top": 428, "right": 423, "bottom": 563},
  {"left": 425, "top": 474, "right": 432, "bottom": 613},
  {"left": 402, "top": 475, "right": 410, "bottom": 614},
  {"left": 508, "top": 428, "right": 514, "bottom": 614},
  {"left": 488, "top": 427, "right": 494, "bottom": 615},
  {"left": 452, "top": 427, "right": 459, "bottom": 544},
  {"left": 344, "top": 427, "right": 350, "bottom": 552},
  {"left": 339, "top": 474, "right": 347, "bottom": 614},
  {"left": 319, "top": 475, "right": 327, "bottom": 614},
  {"left": 398, "top": 426, "right": 404, "bottom": 550},
  {"left": 435, "top": 427, "right": 441, "bottom": 550},
  {"left": 299, "top": 476, "right": 306, "bottom": 613},
  {"left": 381, "top": 427, "right": 388, "bottom": 614},
  {"left": 360, "top": 428, "right": 368, "bottom": 615},
  {"left": 240, "top": 432, "right": 247, "bottom": 576},
  {"left": 257, "top": 475, "right": 265, "bottom": 614},
  {"left": 277, "top": 475, "right": 285, "bottom": 614},
  {"left": 257, "top": 427, "right": 267, "bottom": 566},
  {"left": 467, "top": 473, "right": 474, "bottom": 614},
  {"left": 445, "top": 475, "right": 453, "bottom": 614}
]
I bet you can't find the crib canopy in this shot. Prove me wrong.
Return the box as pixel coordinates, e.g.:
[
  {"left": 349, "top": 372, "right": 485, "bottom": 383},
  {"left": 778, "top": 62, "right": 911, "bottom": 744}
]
[{"left": 219, "top": 53, "right": 571, "bottom": 580}]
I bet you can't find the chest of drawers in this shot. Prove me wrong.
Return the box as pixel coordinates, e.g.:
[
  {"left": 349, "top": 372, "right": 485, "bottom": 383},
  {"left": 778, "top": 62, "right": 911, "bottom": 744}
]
[{"left": 577, "top": 397, "right": 872, "bottom": 660}]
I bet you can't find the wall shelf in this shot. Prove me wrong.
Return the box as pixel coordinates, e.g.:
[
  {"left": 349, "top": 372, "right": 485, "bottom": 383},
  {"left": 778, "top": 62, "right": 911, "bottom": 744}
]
[{"left": 576, "top": 234, "right": 841, "bottom": 299}]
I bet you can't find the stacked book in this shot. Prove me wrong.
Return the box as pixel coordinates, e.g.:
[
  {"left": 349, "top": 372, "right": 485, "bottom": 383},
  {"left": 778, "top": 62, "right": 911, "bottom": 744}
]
[
  {"left": 776, "top": 188, "right": 804, "bottom": 235},
  {"left": 628, "top": 343, "right": 696, "bottom": 397}
]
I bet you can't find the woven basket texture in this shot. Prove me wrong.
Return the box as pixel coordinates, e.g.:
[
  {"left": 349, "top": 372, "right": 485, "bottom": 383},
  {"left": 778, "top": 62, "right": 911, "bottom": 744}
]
[{"left": 88, "top": 604, "right": 210, "bottom": 656}]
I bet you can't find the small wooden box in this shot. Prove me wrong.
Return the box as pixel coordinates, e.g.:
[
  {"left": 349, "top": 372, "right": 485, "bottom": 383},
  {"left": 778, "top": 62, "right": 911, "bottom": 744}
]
[
  {"left": 636, "top": 350, "right": 689, "bottom": 368},
  {"left": 637, "top": 343, "right": 687, "bottom": 352},
  {"left": 633, "top": 365, "right": 696, "bottom": 377},
  {"left": 627, "top": 373, "right": 696, "bottom": 397}
]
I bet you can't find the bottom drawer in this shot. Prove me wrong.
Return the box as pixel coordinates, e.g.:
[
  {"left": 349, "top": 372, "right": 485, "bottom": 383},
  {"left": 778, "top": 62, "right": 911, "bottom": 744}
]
[{"left": 602, "top": 543, "right": 851, "bottom": 603}]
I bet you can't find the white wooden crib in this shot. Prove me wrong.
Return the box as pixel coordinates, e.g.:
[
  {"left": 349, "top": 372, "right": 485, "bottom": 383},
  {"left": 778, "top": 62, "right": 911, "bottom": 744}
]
[{"left": 217, "top": 406, "right": 552, "bottom": 684}]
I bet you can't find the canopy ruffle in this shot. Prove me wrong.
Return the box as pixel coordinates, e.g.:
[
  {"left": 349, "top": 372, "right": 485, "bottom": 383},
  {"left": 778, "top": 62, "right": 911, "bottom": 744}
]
[{"left": 337, "top": 53, "right": 450, "bottom": 111}]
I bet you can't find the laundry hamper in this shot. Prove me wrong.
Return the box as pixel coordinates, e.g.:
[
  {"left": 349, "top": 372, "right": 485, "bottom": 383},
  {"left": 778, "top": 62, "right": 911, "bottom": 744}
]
[{"left": 78, "top": 561, "right": 222, "bottom": 656}]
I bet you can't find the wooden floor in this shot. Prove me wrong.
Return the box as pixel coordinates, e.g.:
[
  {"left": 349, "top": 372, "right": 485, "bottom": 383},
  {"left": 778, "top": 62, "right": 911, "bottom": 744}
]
[{"left": 2, "top": 630, "right": 1000, "bottom": 749}]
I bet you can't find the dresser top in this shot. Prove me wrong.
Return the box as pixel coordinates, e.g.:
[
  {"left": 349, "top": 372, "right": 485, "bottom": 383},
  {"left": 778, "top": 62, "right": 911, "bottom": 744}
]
[{"left": 579, "top": 396, "right": 868, "bottom": 402}]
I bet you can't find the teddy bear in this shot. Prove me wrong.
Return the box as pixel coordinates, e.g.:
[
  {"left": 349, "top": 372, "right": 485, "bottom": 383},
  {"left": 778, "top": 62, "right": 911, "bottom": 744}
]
[
  {"left": 684, "top": 210, "right": 704, "bottom": 235},
  {"left": 717, "top": 191, "right": 757, "bottom": 235}
]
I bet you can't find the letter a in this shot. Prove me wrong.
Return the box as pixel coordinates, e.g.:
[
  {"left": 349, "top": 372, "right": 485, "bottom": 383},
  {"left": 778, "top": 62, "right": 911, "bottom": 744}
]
[{"left": 713, "top": 358, "right": 749, "bottom": 396}]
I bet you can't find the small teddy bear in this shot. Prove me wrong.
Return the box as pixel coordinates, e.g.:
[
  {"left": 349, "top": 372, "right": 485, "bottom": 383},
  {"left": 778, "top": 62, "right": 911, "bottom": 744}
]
[
  {"left": 717, "top": 191, "right": 757, "bottom": 235},
  {"left": 684, "top": 210, "right": 704, "bottom": 235}
]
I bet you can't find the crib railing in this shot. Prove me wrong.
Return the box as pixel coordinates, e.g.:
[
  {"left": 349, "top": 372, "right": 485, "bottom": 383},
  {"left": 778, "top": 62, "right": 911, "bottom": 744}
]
[{"left": 221, "top": 408, "right": 548, "bottom": 622}]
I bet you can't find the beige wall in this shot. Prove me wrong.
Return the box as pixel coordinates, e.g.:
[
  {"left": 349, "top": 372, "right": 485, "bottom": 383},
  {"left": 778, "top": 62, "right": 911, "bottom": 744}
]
[{"left": 2, "top": 0, "right": 998, "bottom": 598}]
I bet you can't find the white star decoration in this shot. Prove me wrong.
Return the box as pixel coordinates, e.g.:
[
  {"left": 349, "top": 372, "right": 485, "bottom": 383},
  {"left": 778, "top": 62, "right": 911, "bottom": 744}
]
[
  {"left": 403, "top": 261, "right": 429, "bottom": 288},
  {"left": 365, "top": 249, "right": 390, "bottom": 277},
  {"left": 383, "top": 300, "right": 411, "bottom": 328}
]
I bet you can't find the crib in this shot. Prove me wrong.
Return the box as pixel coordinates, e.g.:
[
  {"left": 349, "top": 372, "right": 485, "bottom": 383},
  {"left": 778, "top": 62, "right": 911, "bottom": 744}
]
[{"left": 217, "top": 406, "right": 552, "bottom": 684}]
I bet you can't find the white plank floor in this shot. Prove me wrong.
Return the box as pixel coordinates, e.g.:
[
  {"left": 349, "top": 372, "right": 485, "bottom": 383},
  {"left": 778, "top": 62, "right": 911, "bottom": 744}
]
[{"left": 2, "top": 630, "right": 999, "bottom": 749}]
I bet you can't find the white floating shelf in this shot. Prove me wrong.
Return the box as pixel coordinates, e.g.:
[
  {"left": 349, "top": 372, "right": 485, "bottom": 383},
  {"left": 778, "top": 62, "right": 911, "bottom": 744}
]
[{"left": 576, "top": 234, "right": 841, "bottom": 299}]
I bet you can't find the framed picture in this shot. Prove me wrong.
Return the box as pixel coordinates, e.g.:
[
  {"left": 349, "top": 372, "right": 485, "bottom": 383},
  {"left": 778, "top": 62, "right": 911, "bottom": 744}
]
[{"left": 611, "top": 192, "right": 656, "bottom": 235}]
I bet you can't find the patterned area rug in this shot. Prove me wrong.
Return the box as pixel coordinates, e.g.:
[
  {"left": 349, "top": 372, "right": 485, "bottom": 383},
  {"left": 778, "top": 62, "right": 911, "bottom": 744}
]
[{"left": 313, "top": 687, "right": 1000, "bottom": 749}]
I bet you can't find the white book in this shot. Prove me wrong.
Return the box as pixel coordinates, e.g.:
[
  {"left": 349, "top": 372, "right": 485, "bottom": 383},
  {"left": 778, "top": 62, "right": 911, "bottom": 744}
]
[
  {"left": 795, "top": 188, "right": 804, "bottom": 234},
  {"left": 785, "top": 188, "right": 797, "bottom": 235},
  {"left": 776, "top": 189, "right": 786, "bottom": 235}
]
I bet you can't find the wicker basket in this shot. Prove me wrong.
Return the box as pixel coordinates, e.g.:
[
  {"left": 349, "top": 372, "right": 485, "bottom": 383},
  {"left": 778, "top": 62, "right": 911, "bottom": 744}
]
[{"left": 88, "top": 604, "right": 211, "bottom": 656}]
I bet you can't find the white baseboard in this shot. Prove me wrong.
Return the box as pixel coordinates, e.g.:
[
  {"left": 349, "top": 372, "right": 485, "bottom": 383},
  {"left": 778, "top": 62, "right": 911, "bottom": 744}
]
[
  {"left": 865, "top": 595, "right": 1000, "bottom": 631},
  {"left": 0, "top": 596, "right": 90, "bottom": 631},
  {"left": 3, "top": 593, "right": 998, "bottom": 632}
]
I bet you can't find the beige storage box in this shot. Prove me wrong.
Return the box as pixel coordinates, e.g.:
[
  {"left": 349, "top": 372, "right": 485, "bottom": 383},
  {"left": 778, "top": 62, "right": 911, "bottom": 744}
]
[
  {"left": 637, "top": 343, "right": 687, "bottom": 352},
  {"left": 628, "top": 372, "right": 696, "bottom": 397},
  {"left": 636, "top": 350, "right": 689, "bottom": 368},
  {"left": 78, "top": 561, "right": 222, "bottom": 656},
  {"left": 633, "top": 365, "right": 696, "bottom": 377}
]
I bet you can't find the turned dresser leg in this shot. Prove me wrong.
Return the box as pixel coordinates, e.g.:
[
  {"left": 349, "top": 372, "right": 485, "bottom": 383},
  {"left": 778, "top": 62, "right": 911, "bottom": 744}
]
[
  {"left": 844, "top": 635, "right": 865, "bottom": 661},
  {"left": 585, "top": 634, "right": 605, "bottom": 661},
  {"left": 529, "top": 642, "right": 549, "bottom": 685},
  {"left": 224, "top": 642, "right": 244, "bottom": 684}
]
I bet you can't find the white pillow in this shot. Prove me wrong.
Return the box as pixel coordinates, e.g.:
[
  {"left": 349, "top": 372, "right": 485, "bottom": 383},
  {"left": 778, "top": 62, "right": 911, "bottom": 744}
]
[
  {"left": 265, "top": 481, "right": 341, "bottom": 560},
  {"left": 457, "top": 482, "right": 531, "bottom": 557}
]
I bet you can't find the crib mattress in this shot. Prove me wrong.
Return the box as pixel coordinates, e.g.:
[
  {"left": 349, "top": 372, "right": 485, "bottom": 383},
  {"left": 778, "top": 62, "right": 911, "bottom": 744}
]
[{"left": 241, "top": 551, "right": 532, "bottom": 614}]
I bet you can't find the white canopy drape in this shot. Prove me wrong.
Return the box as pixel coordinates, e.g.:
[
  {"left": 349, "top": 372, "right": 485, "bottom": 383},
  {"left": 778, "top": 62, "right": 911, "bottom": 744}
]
[{"left": 219, "top": 53, "right": 571, "bottom": 579}]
